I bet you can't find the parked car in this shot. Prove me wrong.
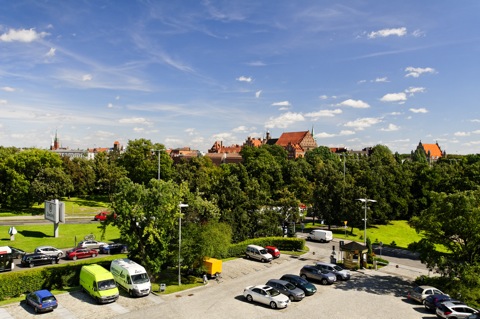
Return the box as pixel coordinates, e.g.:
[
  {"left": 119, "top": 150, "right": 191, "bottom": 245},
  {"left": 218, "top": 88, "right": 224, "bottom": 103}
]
[
  {"left": 94, "top": 211, "right": 117, "bottom": 221},
  {"left": 99, "top": 243, "right": 127, "bottom": 254},
  {"left": 77, "top": 240, "right": 107, "bottom": 250},
  {"left": 66, "top": 247, "right": 98, "bottom": 260},
  {"left": 315, "top": 262, "right": 351, "bottom": 281},
  {"left": 266, "top": 279, "right": 305, "bottom": 301},
  {"left": 300, "top": 265, "right": 336, "bottom": 285},
  {"left": 245, "top": 245, "right": 273, "bottom": 263},
  {"left": 424, "top": 294, "right": 457, "bottom": 312},
  {"left": 279, "top": 274, "right": 317, "bottom": 296},
  {"left": 407, "top": 285, "right": 448, "bottom": 304},
  {"left": 24, "top": 289, "right": 58, "bottom": 313},
  {"left": 466, "top": 314, "right": 480, "bottom": 319},
  {"left": 21, "top": 253, "right": 59, "bottom": 268},
  {"left": 8, "top": 246, "right": 26, "bottom": 259},
  {"left": 436, "top": 301, "right": 478, "bottom": 318},
  {"left": 34, "top": 246, "right": 64, "bottom": 258},
  {"left": 265, "top": 246, "right": 280, "bottom": 258},
  {"left": 243, "top": 285, "right": 290, "bottom": 309}
]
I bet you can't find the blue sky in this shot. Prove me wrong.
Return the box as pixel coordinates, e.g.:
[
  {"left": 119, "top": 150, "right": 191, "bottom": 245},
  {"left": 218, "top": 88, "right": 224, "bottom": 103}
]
[{"left": 1, "top": 1, "right": 479, "bottom": 155}]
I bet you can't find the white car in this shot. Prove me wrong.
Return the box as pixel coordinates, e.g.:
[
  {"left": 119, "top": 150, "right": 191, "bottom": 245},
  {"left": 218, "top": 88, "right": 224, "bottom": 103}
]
[
  {"left": 76, "top": 240, "right": 106, "bottom": 250},
  {"left": 243, "top": 285, "right": 290, "bottom": 309},
  {"left": 34, "top": 246, "right": 64, "bottom": 258}
]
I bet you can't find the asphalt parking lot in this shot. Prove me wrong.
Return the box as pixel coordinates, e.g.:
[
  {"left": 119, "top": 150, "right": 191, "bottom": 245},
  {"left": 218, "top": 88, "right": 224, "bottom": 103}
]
[{"left": 0, "top": 240, "right": 437, "bottom": 319}]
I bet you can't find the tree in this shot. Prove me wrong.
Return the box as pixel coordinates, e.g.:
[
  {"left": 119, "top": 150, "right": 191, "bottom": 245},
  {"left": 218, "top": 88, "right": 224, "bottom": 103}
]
[
  {"left": 30, "top": 167, "right": 74, "bottom": 204},
  {"left": 410, "top": 190, "right": 480, "bottom": 275},
  {"left": 118, "top": 139, "right": 161, "bottom": 185},
  {"left": 93, "top": 152, "right": 127, "bottom": 196},
  {"left": 62, "top": 156, "right": 96, "bottom": 196}
]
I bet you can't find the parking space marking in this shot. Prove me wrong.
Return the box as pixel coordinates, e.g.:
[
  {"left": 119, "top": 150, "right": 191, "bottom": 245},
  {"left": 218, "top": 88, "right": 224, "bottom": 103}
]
[
  {"left": 107, "top": 302, "right": 129, "bottom": 314},
  {"left": 55, "top": 304, "right": 77, "bottom": 319},
  {"left": 0, "top": 308, "right": 13, "bottom": 319}
]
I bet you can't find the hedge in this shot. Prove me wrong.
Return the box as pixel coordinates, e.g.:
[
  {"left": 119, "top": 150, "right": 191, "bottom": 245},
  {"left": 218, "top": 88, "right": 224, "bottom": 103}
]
[{"left": 227, "top": 237, "right": 305, "bottom": 258}]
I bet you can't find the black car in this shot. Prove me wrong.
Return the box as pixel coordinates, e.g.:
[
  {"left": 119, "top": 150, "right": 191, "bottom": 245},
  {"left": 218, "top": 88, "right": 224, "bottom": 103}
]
[
  {"left": 424, "top": 294, "right": 457, "bottom": 312},
  {"left": 280, "top": 274, "right": 317, "bottom": 296},
  {"left": 21, "top": 253, "right": 59, "bottom": 268},
  {"left": 8, "top": 246, "right": 26, "bottom": 259},
  {"left": 98, "top": 243, "right": 127, "bottom": 254}
]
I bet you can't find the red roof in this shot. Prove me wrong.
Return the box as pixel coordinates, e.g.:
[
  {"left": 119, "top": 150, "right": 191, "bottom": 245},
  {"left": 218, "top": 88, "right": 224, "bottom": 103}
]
[
  {"left": 276, "top": 131, "right": 309, "bottom": 146},
  {"left": 422, "top": 144, "right": 442, "bottom": 158}
]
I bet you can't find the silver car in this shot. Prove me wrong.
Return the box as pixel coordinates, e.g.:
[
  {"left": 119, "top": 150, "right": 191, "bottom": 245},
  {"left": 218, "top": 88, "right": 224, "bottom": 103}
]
[
  {"left": 266, "top": 279, "right": 305, "bottom": 301},
  {"left": 34, "top": 246, "right": 64, "bottom": 258},
  {"left": 408, "top": 285, "right": 447, "bottom": 304},
  {"left": 436, "top": 301, "right": 478, "bottom": 318}
]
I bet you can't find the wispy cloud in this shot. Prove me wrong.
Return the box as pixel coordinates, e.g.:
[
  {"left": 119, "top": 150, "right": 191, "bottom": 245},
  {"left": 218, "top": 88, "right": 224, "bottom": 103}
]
[
  {"left": 405, "top": 87, "right": 425, "bottom": 96},
  {"left": 305, "top": 109, "right": 342, "bottom": 119},
  {"left": 368, "top": 27, "right": 407, "bottom": 39},
  {"left": 381, "top": 123, "right": 400, "bottom": 131},
  {"left": 344, "top": 117, "right": 382, "bottom": 130},
  {"left": 46, "top": 48, "right": 56, "bottom": 57},
  {"left": 1, "top": 87, "right": 15, "bottom": 92},
  {"left": 236, "top": 76, "right": 252, "bottom": 83},
  {"left": 271, "top": 101, "right": 291, "bottom": 107},
  {"left": 255, "top": 90, "right": 262, "bottom": 98},
  {"left": 405, "top": 66, "right": 436, "bottom": 78},
  {"left": 409, "top": 108, "right": 428, "bottom": 113}
]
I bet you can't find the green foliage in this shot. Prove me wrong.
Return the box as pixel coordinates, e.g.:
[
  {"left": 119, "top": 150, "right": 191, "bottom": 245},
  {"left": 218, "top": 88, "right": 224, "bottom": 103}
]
[{"left": 227, "top": 237, "right": 305, "bottom": 257}]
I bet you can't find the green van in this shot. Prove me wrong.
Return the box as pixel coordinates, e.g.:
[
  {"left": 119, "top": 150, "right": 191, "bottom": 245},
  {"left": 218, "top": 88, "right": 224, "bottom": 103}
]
[{"left": 79, "top": 264, "right": 119, "bottom": 304}]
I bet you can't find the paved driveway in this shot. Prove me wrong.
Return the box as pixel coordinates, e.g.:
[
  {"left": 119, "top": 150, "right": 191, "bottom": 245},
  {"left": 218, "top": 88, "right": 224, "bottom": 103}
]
[{"left": 0, "top": 241, "right": 437, "bottom": 319}]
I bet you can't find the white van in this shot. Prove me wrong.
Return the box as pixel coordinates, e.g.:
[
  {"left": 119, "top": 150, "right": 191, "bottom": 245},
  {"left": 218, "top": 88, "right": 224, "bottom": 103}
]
[
  {"left": 307, "top": 229, "right": 333, "bottom": 243},
  {"left": 110, "top": 258, "right": 151, "bottom": 297},
  {"left": 245, "top": 244, "right": 273, "bottom": 263}
]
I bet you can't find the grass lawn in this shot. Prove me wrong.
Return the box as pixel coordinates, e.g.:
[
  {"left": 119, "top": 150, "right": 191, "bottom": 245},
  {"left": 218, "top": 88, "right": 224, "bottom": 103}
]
[
  {"left": 303, "top": 220, "right": 423, "bottom": 249},
  {"left": 0, "top": 224, "right": 120, "bottom": 252}
]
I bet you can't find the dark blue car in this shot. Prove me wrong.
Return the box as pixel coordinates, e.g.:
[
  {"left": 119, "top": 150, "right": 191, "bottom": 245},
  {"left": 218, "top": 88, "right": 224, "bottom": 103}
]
[{"left": 25, "top": 289, "right": 58, "bottom": 313}]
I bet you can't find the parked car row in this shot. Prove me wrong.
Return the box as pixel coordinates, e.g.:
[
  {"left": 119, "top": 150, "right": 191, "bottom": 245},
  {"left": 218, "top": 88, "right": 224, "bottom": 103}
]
[
  {"left": 408, "top": 285, "right": 479, "bottom": 318},
  {"left": 16, "top": 241, "right": 128, "bottom": 269},
  {"left": 243, "top": 261, "right": 351, "bottom": 309}
]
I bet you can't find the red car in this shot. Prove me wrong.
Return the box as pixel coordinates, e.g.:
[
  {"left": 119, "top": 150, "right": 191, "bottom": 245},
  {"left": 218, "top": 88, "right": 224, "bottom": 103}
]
[
  {"left": 66, "top": 248, "right": 98, "bottom": 260},
  {"left": 93, "top": 211, "right": 116, "bottom": 221},
  {"left": 265, "top": 246, "right": 281, "bottom": 258}
]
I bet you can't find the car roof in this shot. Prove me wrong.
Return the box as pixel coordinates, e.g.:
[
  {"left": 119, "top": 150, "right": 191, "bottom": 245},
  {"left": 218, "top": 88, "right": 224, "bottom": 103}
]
[
  {"left": 35, "top": 290, "right": 54, "bottom": 298},
  {"left": 418, "top": 285, "right": 437, "bottom": 289},
  {"left": 36, "top": 245, "right": 55, "bottom": 249},
  {"left": 442, "top": 301, "right": 469, "bottom": 307},
  {"left": 267, "top": 279, "right": 289, "bottom": 285},
  {"left": 254, "top": 285, "right": 272, "bottom": 290},
  {"left": 281, "top": 274, "right": 300, "bottom": 279}
]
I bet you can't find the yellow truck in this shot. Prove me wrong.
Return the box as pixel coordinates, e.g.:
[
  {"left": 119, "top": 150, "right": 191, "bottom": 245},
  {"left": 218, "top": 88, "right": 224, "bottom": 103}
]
[{"left": 203, "top": 257, "right": 222, "bottom": 278}]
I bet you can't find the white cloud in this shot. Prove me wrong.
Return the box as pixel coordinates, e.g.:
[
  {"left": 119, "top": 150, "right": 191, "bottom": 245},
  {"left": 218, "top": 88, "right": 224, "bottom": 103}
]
[
  {"left": 0, "top": 28, "right": 48, "bottom": 42},
  {"left": 271, "top": 101, "right": 291, "bottom": 107},
  {"left": 381, "top": 123, "right": 400, "bottom": 131},
  {"left": 236, "top": 76, "right": 252, "bottom": 83},
  {"left": 82, "top": 74, "right": 93, "bottom": 81},
  {"left": 255, "top": 90, "right": 262, "bottom": 98},
  {"left": 315, "top": 132, "right": 336, "bottom": 138},
  {"left": 405, "top": 87, "right": 425, "bottom": 96},
  {"left": 185, "top": 128, "right": 196, "bottom": 135},
  {"left": 374, "top": 77, "right": 389, "bottom": 83},
  {"left": 305, "top": 109, "right": 342, "bottom": 119},
  {"left": 405, "top": 66, "right": 436, "bottom": 78},
  {"left": 133, "top": 127, "right": 144, "bottom": 132},
  {"left": 319, "top": 95, "right": 329, "bottom": 100},
  {"left": 46, "top": 48, "right": 56, "bottom": 57},
  {"left": 368, "top": 27, "right": 407, "bottom": 39},
  {"left": 380, "top": 92, "right": 407, "bottom": 102},
  {"left": 232, "top": 126, "right": 254, "bottom": 133},
  {"left": 412, "top": 29, "right": 426, "bottom": 37},
  {"left": 339, "top": 130, "right": 355, "bottom": 136},
  {"left": 344, "top": 117, "right": 382, "bottom": 130},
  {"left": 454, "top": 131, "right": 470, "bottom": 137},
  {"left": 119, "top": 117, "right": 152, "bottom": 125},
  {"left": 390, "top": 112, "right": 402, "bottom": 116},
  {"left": 246, "top": 61, "right": 266, "bottom": 67},
  {"left": 0, "top": 99, "right": 7, "bottom": 104},
  {"left": 470, "top": 119, "right": 480, "bottom": 123},
  {"left": 107, "top": 103, "right": 113, "bottom": 108},
  {"left": 409, "top": 108, "right": 428, "bottom": 113},
  {"left": 338, "top": 99, "right": 370, "bottom": 108},
  {"left": 1, "top": 87, "right": 15, "bottom": 92},
  {"left": 265, "top": 112, "right": 305, "bottom": 129},
  {"left": 212, "top": 132, "right": 235, "bottom": 142}
]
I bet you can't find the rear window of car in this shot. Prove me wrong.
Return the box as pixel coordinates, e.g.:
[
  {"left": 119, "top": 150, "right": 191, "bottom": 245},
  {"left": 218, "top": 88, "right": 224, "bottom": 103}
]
[
  {"left": 414, "top": 286, "right": 423, "bottom": 293},
  {"left": 437, "top": 304, "right": 449, "bottom": 312}
]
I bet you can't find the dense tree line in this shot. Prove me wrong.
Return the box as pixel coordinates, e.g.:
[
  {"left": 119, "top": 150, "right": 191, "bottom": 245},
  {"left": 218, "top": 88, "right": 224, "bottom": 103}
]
[{"left": 2, "top": 140, "right": 480, "bottom": 294}]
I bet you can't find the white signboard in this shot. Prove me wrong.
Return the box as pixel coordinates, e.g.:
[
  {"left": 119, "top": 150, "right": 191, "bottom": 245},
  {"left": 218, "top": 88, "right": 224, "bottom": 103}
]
[{"left": 45, "top": 200, "right": 59, "bottom": 223}]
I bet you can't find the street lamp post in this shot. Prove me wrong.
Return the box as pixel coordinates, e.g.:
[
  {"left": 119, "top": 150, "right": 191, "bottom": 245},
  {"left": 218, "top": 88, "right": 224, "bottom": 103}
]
[
  {"left": 357, "top": 198, "right": 376, "bottom": 245},
  {"left": 178, "top": 203, "right": 188, "bottom": 286},
  {"left": 151, "top": 149, "right": 164, "bottom": 180}
]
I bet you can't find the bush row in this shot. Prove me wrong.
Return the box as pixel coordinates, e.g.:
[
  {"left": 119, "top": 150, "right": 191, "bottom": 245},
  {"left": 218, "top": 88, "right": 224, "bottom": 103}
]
[{"left": 227, "top": 237, "right": 305, "bottom": 258}]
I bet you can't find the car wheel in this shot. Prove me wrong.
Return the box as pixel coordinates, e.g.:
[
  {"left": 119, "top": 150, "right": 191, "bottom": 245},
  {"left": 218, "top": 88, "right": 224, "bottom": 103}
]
[
  {"left": 261, "top": 258, "right": 266, "bottom": 263},
  {"left": 300, "top": 274, "right": 308, "bottom": 280},
  {"left": 321, "top": 278, "right": 328, "bottom": 285},
  {"left": 336, "top": 275, "right": 342, "bottom": 281},
  {"left": 288, "top": 295, "right": 294, "bottom": 302},
  {"left": 246, "top": 255, "right": 250, "bottom": 259},
  {"left": 270, "top": 301, "right": 277, "bottom": 309},
  {"left": 246, "top": 294, "right": 253, "bottom": 302},
  {"left": 29, "top": 263, "right": 34, "bottom": 268},
  {"left": 92, "top": 253, "right": 97, "bottom": 258},
  {"left": 73, "top": 256, "right": 77, "bottom": 261},
  {"left": 57, "top": 253, "right": 62, "bottom": 258},
  {"left": 51, "top": 259, "right": 55, "bottom": 264},
  {"left": 34, "top": 306, "right": 39, "bottom": 313},
  {"left": 129, "top": 289, "right": 134, "bottom": 297}
]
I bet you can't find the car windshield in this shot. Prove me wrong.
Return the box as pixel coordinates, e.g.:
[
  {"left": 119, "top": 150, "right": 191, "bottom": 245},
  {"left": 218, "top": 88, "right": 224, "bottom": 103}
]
[
  {"left": 131, "top": 273, "right": 149, "bottom": 284},
  {"left": 259, "top": 249, "right": 268, "bottom": 254},
  {"left": 333, "top": 265, "right": 344, "bottom": 271},
  {"left": 42, "top": 296, "right": 56, "bottom": 303},
  {"left": 266, "top": 288, "right": 280, "bottom": 297},
  {"left": 296, "top": 277, "right": 309, "bottom": 284},
  {"left": 284, "top": 282, "right": 296, "bottom": 290},
  {"left": 98, "top": 279, "right": 116, "bottom": 291}
]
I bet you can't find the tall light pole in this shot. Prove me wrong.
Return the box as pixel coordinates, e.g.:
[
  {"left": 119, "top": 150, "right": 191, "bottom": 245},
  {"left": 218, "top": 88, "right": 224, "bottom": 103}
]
[
  {"left": 357, "top": 198, "right": 376, "bottom": 245},
  {"left": 151, "top": 149, "right": 164, "bottom": 180},
  {"left": 178, "top": 203, "right": 188, "bottom": 286}
]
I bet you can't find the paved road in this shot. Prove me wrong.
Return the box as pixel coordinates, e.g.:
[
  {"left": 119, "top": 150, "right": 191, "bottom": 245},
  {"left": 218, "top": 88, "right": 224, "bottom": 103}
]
[{"left": 0, "top": 238, "right": 437, "bottom": 319}]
